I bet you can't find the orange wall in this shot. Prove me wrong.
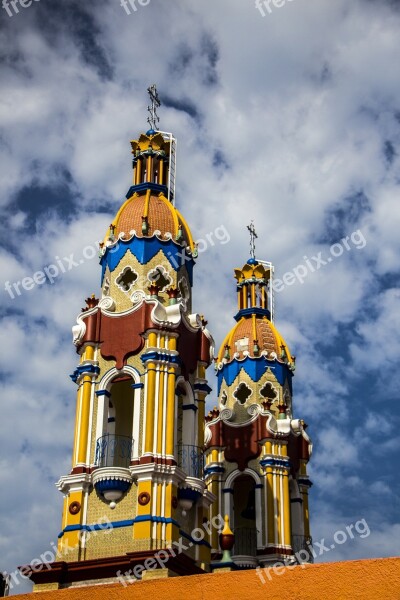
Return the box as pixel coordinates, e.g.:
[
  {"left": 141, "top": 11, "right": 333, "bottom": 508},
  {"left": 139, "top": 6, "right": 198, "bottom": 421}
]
[{"left": 14, "top": 558, "right": 400, "bottom": 600}]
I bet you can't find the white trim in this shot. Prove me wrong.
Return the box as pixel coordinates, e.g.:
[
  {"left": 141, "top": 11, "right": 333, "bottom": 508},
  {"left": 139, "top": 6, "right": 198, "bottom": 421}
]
[
  {"left": 225, "top": 468, "right": 263, "bottom": 548},
  {"left": 80, "top": 488, "right": 89, "bottom": 550},
  {"left": 97, "top": 365, "right": 141, "bottom": 392},
  {"left": 232, "top": 381, "right": 253, "bottom": 405},
  {"left": 132, "top": 386, "right": 141, "bottom": 460},
  {"left": 273, "top": 470, "right": 278, "bottom": 545},
  {"left": 162, "top": 365, "right": 168, "bottom": 456},
  {"left": 85, "top": 347, "right": 97, "bottom": 465},
  {"left": 74, "top": 383, "right": 84, "bottom": 466},
  {"left": 280, "top": 472, "right": 284, "bottom": 546},
  {"left": 255, "top": 485, "right": 263, "bottom": 548},
  {"left": 152, "top": 480, "right": 157, "bottom": 541},
  {"left": 225, "top": 467, "right": 262, "bottom": 489},
  {"left": 260, "top": 381, "right": 278, "bottom": 402},
  {"left": 115, "top": 265, "right": 139, "bottom": 294},
  {"left": 94, "top": 392, "right": 109, "bottom": 455},
  {"left": 96, "top": 365, "right": 142, "bottom": 460},
  {"left": 147, "top": 264, "right": 173, "bottom": 291},
  {"left": 264, "top": 464, "right": 268, "bottom": 548},
  {"left": 142, "top": 370, "right": 148, "bottom": 455},
  {"left": 161, "top": 481, "right": 166, "bottom": 541}
]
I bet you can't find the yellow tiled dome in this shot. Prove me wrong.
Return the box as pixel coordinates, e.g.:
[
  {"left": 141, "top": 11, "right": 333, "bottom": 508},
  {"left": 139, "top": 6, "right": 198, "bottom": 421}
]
[
  {"left": 105, "top": 191, "right": 194, "bottom": 250},
  {"left": 218, "top": 315, "right": 292, "bottom": 363}
]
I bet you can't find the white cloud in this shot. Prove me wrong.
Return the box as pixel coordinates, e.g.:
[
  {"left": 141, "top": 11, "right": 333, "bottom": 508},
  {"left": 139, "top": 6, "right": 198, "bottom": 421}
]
[{"left": 0, "top": 0, "right": 399, "bottom": 590}]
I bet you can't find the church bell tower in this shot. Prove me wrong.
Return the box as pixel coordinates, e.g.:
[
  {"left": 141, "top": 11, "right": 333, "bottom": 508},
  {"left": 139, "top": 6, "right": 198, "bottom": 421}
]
[
  {"left": 29, "top": 87, "right": 216, "bottom": 590},
  {"left": 204, "top": 224, "right": 313, "bottom": 568}
]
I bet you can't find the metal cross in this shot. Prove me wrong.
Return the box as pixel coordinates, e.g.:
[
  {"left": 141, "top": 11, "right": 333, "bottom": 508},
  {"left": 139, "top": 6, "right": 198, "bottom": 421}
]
[
  {"left": 247, "top": 221, "right": 258, "bottom": 260},
  {"left": 147, "top": 84, "right": 161, "bottom": 131}
]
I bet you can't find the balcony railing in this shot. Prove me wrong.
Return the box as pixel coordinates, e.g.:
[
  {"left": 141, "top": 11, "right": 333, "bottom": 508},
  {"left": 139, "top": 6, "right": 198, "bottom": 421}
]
[
  {"left": 291, "top": 535, "right": 314, "bottom": 563},
  {"left": 233, "top": 527, "right": 258, "bottom": 556},
  {"left": 176, "top": 444, "right": 204, "bottom": 478},
  {"left": 95, "top": 434, "right": 134, "bottom": 469}
]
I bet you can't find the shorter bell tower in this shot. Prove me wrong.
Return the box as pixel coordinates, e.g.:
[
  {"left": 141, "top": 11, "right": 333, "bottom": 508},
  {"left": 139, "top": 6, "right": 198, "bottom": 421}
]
[{"left": 204, "top": 225, "right": 313, "bottom": 568}]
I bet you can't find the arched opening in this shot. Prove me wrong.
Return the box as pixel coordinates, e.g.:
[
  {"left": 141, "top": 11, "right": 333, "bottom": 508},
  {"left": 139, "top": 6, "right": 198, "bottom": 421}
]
[
  {"left": 232, "top": 475, "right": 257, "bottom": 556},
  {"left": 96, "top": 376, "right": 135, "bottom": 469},
  {"left": 174, "top": 379, "right": 203, "bottom": 479},
  {"left": 108, "top": 378, "right": 134, "bottom": 438}
]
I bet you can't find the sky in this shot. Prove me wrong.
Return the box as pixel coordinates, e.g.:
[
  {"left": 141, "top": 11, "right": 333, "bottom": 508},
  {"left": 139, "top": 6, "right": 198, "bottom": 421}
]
[{"left": 0, "top": 0, "right": 399, "bottom": 593}]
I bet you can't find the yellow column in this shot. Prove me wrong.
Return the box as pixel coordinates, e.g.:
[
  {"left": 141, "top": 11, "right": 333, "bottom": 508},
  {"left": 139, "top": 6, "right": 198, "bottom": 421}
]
[
  {"left": 276, "top": 467, "right": 281, "bottom": 546},
  {"left": 166, "top": 336, "right": 177, "bottom": 457},
  {"left": 144, "top": 332, "right": 157, "bottom": 454},
  {"left": 166, "top": 368, "right": 176, "bottom": 456},
  {"left": 159, "top": 158, "right": 164, "bottom": 185},
  {"left": 144, "top": 361, "right": 157, "bottom": 454},
  {"left": 72, "top": 345, "right": 95, "bottom": 467},
  {"left": 250, "top": 283, "right": 256, "bottom": 306},
  {"left": 71, "top": 385, "right": 83, "bottom": 467},
  {"left": 146, "top": 155, "right": 152, "bottom": 182},
  {"left": 164, "top": 482, "right": 179, "bottom": 545},
  {"left": 265, "top": 441, "right": 275, "bottom": 545},
  {"left": 282, "top": 445, "right": 291, "bottom": 547},
  {"left": 135, "top": 157, "right": 142, "bottom": 184},
  {"left": 261, "top": 286, "right": 267, "bottom": 309},
  {"left": 58, "top": 491, "right": 85, "bottom": 558},
  {"left": 242, "top": 285, "right": 247, "bottom": 309},
  {"left": 164, "top": 163, "right": 169, "bottom": 188},
  {"left": 157, "top": 367, "right": 165, "bottom": 455}
]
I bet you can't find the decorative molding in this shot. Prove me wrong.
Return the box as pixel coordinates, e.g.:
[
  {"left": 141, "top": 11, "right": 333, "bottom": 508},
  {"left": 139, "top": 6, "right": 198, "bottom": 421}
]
[
  {"left": 220, "top": 408, "right": 233, "bottom": 422},
  {"left": 70, "top": 362, "right": 100, "bottom": 384},
  {"left": 92, "top": 467, "right": 132, "bottom": 486},
  {"left": 56, "top": 473, "right": 92, "bottom": 494},
  {"left": 247, "top": 403, "right": 261, "bottom": 417},
  {"left": 98, "top": 296, "right": 116, "bottom": 312}
]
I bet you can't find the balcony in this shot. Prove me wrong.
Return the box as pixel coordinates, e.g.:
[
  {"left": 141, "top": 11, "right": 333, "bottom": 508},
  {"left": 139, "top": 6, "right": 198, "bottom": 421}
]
[
  {"left": 95, "top": 434, "right": 134, "bottom": 469},
  {"left": 176, "top": 444, "right": 204, "bottom": 478},
  {"left": 291, "top": 535, "right": 314, "bottom": 563}
]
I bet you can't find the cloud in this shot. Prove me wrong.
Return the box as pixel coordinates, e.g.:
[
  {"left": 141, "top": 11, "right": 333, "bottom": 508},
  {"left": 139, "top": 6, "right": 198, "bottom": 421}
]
[{"left": 0, "top": 0, "right": 399, "bottom": 591}]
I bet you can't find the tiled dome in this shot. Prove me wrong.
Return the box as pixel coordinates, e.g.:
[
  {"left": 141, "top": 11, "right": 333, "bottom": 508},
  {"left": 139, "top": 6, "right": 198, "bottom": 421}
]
[
  {"left": 218, "top": 315, "right": 292, "bottom": 363},
  {"left": 108, "top": 192, "right": 193, "bottom": 249}
]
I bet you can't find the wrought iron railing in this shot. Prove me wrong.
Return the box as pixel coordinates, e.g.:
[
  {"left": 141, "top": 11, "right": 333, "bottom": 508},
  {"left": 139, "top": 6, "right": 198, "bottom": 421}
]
[
  {"left": 176, "top": 444, "right": 204, "bottom": 478},
  {"left": 291, "top": 535, "right": 314, "bottom": 563},
  {"left": 233, "top": 527, "right": 258, "bottom": 556},
  {"left": 95, "top": 434, "right": 134, "bottom": 469}
]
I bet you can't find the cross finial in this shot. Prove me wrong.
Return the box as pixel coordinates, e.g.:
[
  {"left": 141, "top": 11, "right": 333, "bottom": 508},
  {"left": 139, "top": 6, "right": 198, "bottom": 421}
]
[
  {"left": 247, "top": 221, "right": 258, "bottom": 260},
  {"left": 147, "top": 84, "right": 161, "bottom": 131}
]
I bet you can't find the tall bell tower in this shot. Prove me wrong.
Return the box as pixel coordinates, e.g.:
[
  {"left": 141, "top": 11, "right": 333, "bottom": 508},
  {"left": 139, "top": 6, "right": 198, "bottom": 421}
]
[{"left": 29, "top": 87, "right": 215, "bottom": 591}]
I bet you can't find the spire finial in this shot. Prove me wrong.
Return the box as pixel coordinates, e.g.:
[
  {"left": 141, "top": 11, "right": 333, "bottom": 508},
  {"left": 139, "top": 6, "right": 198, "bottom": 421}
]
[
  {"left": 247, "top": 221, "right": 258, "bottom": 260},
  {"left": 147, "top": 84, "right": 161, "bottom": 131}
]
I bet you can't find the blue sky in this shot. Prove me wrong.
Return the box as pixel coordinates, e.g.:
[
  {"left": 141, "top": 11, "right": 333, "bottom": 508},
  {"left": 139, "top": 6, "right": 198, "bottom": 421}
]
[{"left": 0, "top": 0, "right": 399, "bottom": 593}]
